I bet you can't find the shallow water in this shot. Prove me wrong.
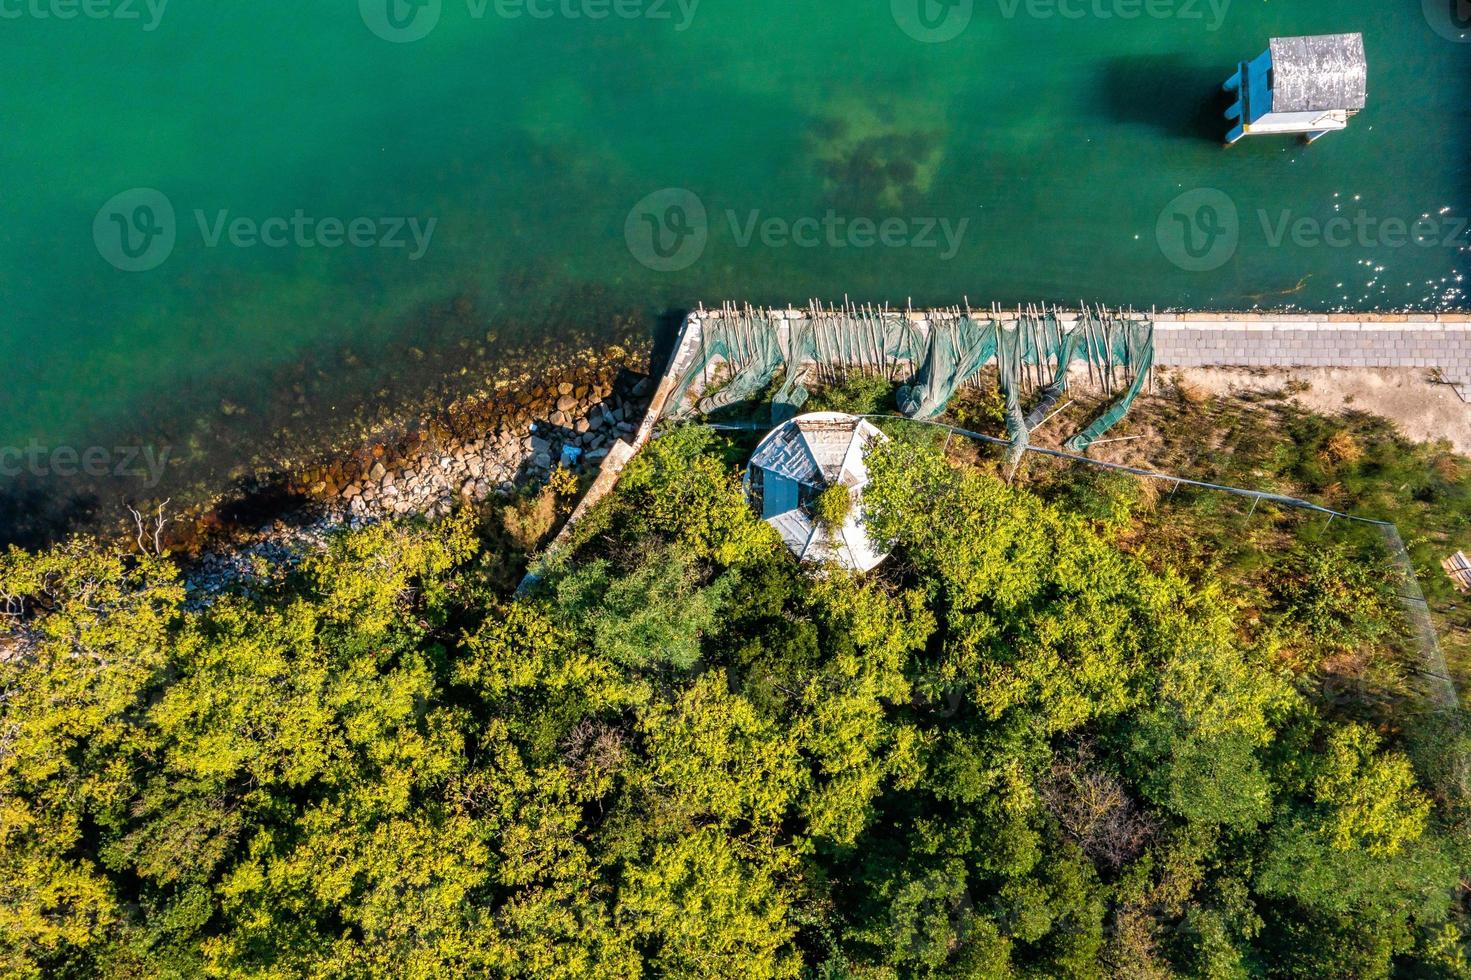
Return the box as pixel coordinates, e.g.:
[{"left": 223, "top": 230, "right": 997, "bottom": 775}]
[{"left": 2, "top": 0, "right": 1469, "bottom": 477}]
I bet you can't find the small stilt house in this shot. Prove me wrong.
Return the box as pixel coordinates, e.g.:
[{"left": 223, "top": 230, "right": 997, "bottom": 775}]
[{"left": 1225, "top": 33, "right": 1368, "bottom": 145}]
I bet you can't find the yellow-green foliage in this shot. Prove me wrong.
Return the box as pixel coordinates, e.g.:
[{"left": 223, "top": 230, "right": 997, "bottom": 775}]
[
  {"left": 0, "top": 434, "right": 1461, "bottom": 979},
  {"left": 637, "top": 671, "right": 806, "bottom": 830},
  {"left": 617, "top": 425, "right": 777, "bottom": 565},
  {"left": 1312, "top": 723, "right": 1431, "bottom": 857},
  {"left": 812, "top": 483, "right": 853, "bottom": 534}
]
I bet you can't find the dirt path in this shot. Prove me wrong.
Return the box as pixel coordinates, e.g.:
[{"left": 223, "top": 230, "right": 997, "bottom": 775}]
[{"left": 1175, "top": 366, "right": 1471, "bottom": 454}]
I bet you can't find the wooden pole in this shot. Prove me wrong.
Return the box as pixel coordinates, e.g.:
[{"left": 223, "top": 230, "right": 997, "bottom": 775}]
[
  {"left": 1084, "top": 307, "right": 1101, "bottom": 395},
  {"left": 1081, "top": 305, "right": 1097, "bottom": 392},
  {"left": 1148, "top": 307, "right": 1156, "bottom": 395}
]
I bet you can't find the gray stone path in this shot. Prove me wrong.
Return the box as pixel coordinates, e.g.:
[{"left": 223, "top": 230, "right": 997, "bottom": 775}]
[{"left": 1153, "top": 314, "right": 1471, "bottom": 397}]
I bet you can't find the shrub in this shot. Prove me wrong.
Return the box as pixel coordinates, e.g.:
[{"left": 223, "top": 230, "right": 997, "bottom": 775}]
[
  {"left": 499, "top": 489, "right": 559, "bottom": 553},
  {"left": 1321, "top": 430, "right": 1363, "bottom": 466},
  {"left": 1270, "top": 544, "right": 1396, "bottom": 655},
  {"left": 813, "top": 484, "right": 853, "bottom": 535},
  {"left": 807, "top": 374, "right": 895, "bottom": 416},
  {"left": 617, "top": 426, "right": 776, "bottom": 566}
]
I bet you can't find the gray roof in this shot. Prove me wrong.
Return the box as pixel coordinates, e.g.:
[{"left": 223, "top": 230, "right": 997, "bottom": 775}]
[
  {"left": 1270, "top": 34, "right": 1367, "bottom": 112},
  {"left": 749, "top": 424, "right": 820, "bottom": 485},
  {"left": 747, "top": 412, "right": 889, "bottom": 573},
  {"left": 796, "top": 418, "right": 860, "bottom": 483}
]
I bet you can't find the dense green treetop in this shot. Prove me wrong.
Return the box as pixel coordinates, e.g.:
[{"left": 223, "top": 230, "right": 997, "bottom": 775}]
[{"left": 0, "top": 426, "right": 1466, "bottom": 978}]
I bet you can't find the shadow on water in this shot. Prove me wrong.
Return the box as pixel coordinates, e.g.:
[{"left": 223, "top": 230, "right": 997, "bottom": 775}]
[
  {"left": 0, "top": 301, "right": 688, "bottom": 553},
  {"left": 0, "top": 479, "right": 101, "bottom": 551},
  {"left": 211, "top": 480, "right": 310, "bottom": 531},
  {"left": 1097, "top": 55, "right": 1233, "bottom": 143},
  {"left": 648, "top": 308, "right": 690, "bottom": 378}
]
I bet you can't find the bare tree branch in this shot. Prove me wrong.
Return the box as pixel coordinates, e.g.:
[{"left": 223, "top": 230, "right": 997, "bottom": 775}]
[{"left": 127, "top": 498, "right": 173, "bottom": 556}]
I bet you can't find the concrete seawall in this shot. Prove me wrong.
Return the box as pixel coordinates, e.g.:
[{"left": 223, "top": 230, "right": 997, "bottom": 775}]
[{"left": 678, "top": 308, "right": 1471, "bottom": 401}]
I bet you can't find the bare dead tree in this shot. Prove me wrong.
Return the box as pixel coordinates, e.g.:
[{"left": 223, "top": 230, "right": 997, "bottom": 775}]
[
  {"left": 1040, "top": 749, "right": 1157, "bottom": 873},
  {"left": 127, "top": 498, "right": 173, "bottom": 556},
  {"left": 561, "top": 717, "right": 629, "bottom": 801},
  {"left": 0, "top": 585, "right": 23, "bottom": 628}
]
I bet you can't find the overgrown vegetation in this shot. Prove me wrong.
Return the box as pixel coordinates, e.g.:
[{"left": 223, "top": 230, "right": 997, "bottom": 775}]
[
  {"left": 2, "top": 425, "right": 1469, "bottom": 977},
  {"left": 813, "top": 484, "right": 854, "bottom": 535},
  {"left": 942, "top": 371, "right": 1471, "bottom": 688}
]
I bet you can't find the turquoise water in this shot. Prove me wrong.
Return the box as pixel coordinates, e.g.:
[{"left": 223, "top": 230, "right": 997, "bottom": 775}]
[{"left": 2, "top": 1, "right": 1469, "bottom": 484}]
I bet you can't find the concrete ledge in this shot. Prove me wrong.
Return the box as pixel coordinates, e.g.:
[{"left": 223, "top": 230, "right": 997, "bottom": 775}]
[{"left": 690, "top": 306, "right": 1471, "bottom": 389}]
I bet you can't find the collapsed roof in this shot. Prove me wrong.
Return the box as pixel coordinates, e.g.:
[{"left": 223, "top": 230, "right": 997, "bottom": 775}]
[
  {"left": 1269, "top": 33, "right": 1368, "bottom": 113},
  {"left": 747, "top": 413, "right": 888, "bottom": 573}
]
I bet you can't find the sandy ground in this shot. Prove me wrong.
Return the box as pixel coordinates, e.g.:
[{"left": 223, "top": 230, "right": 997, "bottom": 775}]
[{"left": 1172, "top": 367, "right": 1471, "bottom": 455}]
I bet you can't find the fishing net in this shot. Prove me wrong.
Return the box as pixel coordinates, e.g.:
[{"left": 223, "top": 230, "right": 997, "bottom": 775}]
[
  {"left": 665, "top": 305, "right": 1154, "bottom": 455},
  {"left": 666, "top": 308, "right": 926, "bottom": 422}
]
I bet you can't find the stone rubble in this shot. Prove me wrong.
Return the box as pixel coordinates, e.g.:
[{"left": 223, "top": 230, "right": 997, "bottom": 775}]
[
  {"left": 184, "top": 513, "right": 342, "bottom": 609},
  {"left": 182, "top": 359, "right": 655, "bottom": 605},
  {"left": 285, "top": 361, "right": 652, "bottom": 525}
]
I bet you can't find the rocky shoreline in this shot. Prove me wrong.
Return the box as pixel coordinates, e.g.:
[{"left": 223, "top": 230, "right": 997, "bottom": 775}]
[
  {"left": 283, "top": 350, "right": 654, "bottom": 522},
  {"left": 181, "top": 345, "right": 658, "bottom": 603}
]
